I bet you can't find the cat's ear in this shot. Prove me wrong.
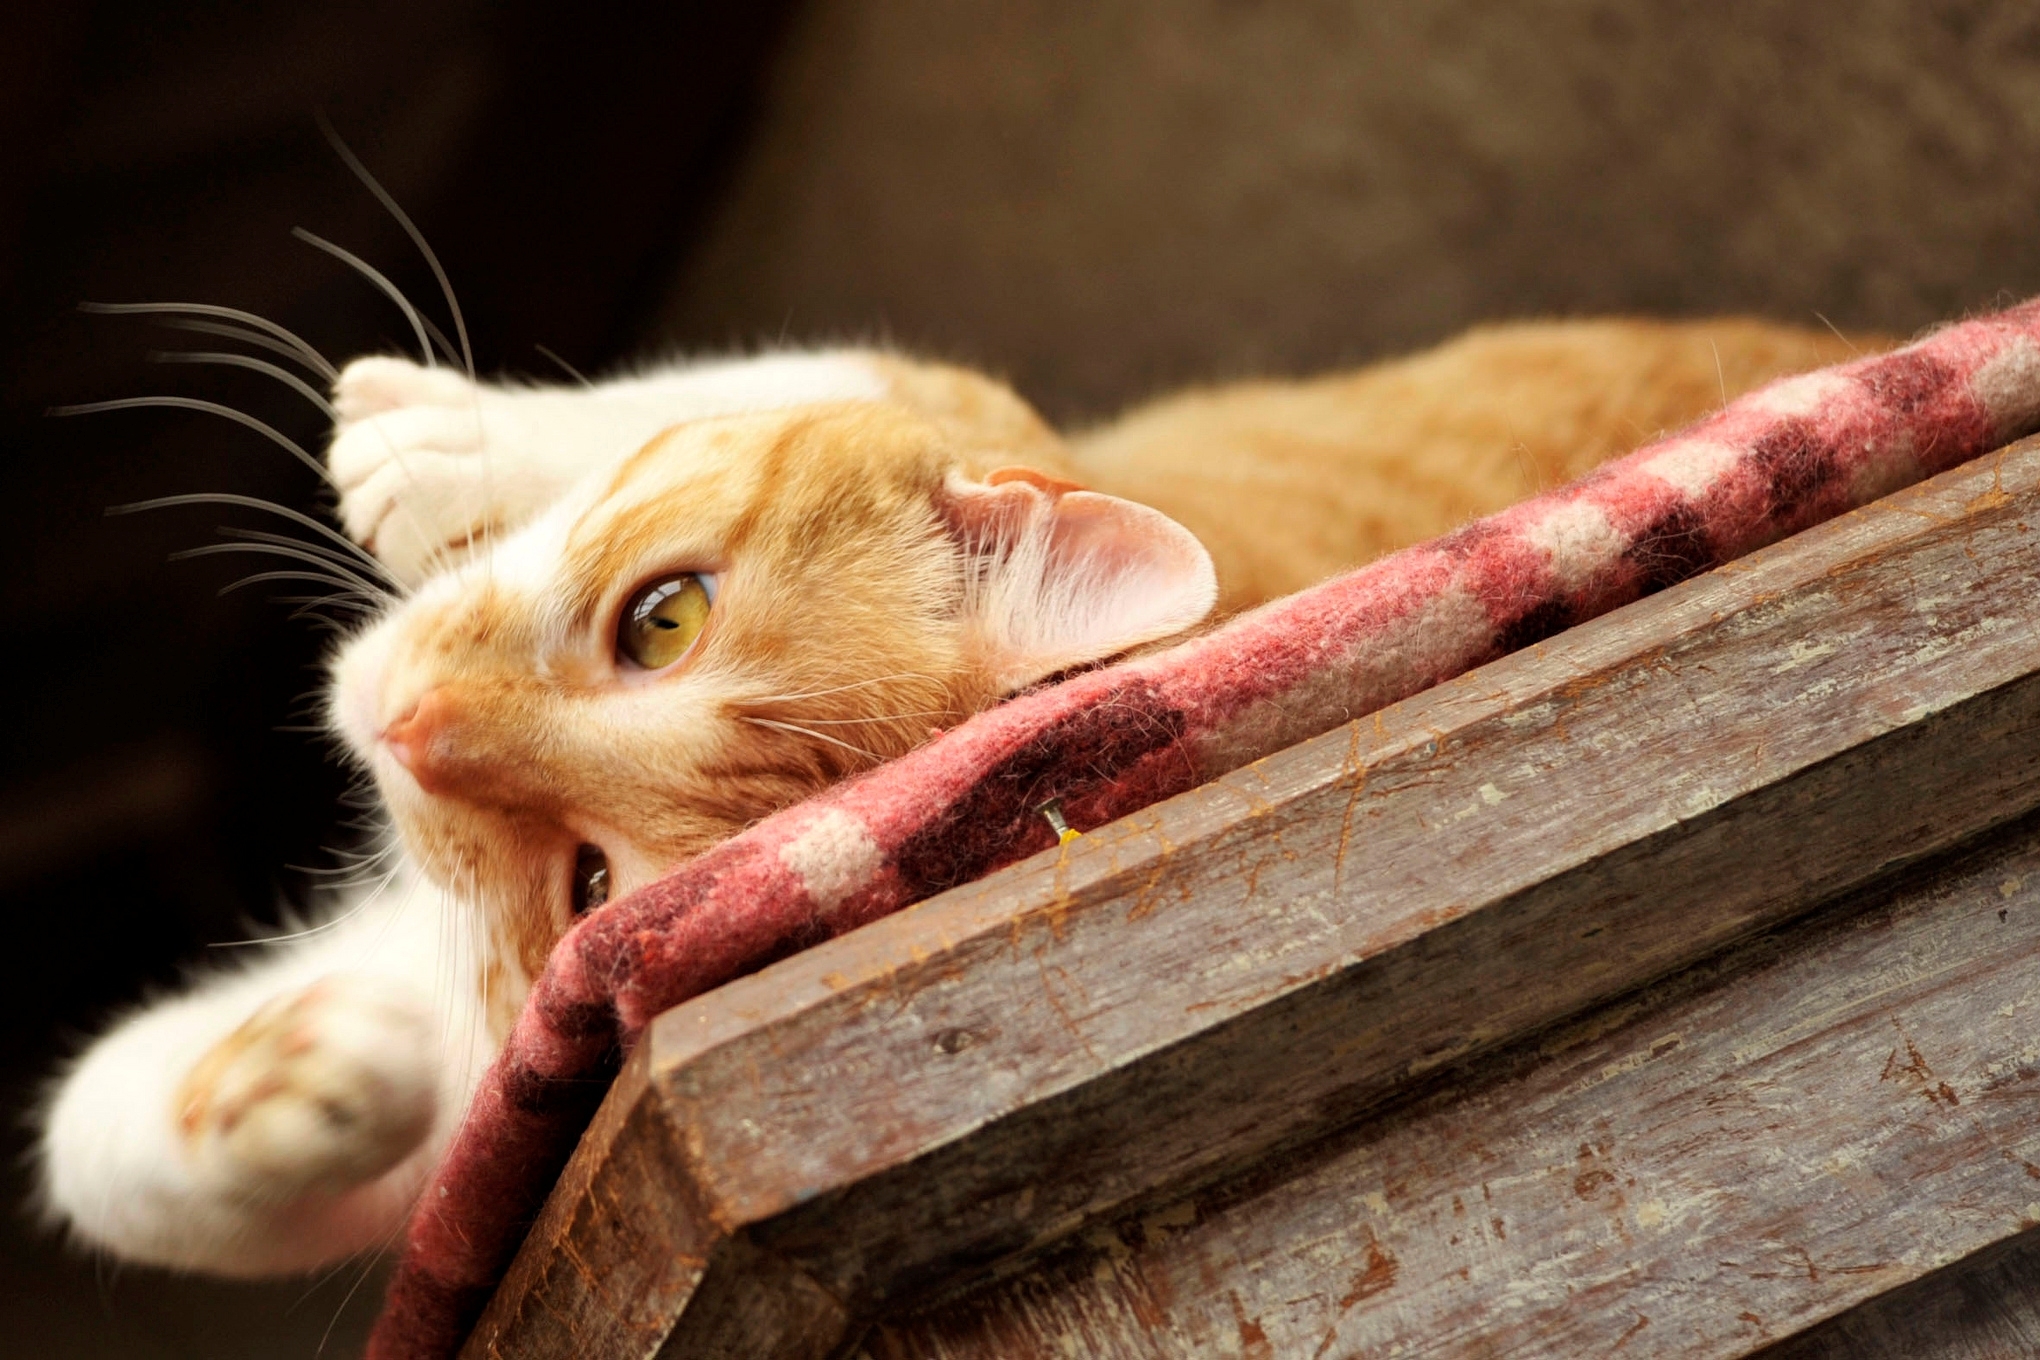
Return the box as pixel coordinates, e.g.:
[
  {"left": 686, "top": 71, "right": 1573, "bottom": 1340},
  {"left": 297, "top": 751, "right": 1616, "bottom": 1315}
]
[{"left": 938, "top": 466, "right": 1217, "bottom": 691}]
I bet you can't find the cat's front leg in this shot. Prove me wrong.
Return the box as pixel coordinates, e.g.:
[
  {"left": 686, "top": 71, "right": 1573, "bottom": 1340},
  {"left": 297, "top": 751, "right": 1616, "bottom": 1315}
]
[
  {"left": 326, "top": 351, "right": 887, "bottom": 586},
  {"left": 39, "top": 876, "right": 487, "bottom": 1275}
]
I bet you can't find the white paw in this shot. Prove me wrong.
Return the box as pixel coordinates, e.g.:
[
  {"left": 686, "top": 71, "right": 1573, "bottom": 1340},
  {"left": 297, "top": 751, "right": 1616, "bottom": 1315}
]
[
  {"left": 329, "top": 357, "right": 514, "bottom": 586},
  {"left": 174, "top": 976, "right": 438, "bottom": 1198},
  {"left": 331, "top": 354, "right": 476, "bottom": 424}
]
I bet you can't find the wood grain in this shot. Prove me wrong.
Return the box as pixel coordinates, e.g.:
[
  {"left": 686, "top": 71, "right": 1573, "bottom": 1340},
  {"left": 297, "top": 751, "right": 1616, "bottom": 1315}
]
[
  {"left": 464, "top": 438, "right": 2040, "bottom": 1359},
  {"left": 869, "top": 811, "right": 2040, "bottom": 1357},
  {"left": 1760, "top": 1228, "right": 2040, "bottom": 1360}
]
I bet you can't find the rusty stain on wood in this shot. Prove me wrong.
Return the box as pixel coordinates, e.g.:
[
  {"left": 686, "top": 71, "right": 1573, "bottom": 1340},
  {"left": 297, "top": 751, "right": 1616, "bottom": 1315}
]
[{"left": 882, "top": 817, "right": 2040, "bottom": 1357}]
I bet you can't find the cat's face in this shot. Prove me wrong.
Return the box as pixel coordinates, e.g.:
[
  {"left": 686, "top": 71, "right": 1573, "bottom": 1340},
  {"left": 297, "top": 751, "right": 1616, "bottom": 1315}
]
[{"left": 329, "top": 401, "right": 1214, "bottom": 981}]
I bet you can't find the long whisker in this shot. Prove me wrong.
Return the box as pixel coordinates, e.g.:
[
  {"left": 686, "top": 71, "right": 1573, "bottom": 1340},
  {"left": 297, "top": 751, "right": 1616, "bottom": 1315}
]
[
  {"left": 110, "top": 492, "right": 399, "bottom": 585},
  {"left": 282, "top": 595, "right": 379, "bottom": 625},
  {"left": 151, "top": 316, "right": 341, "bottom": 380},
  {"left": 318, "top": 113, "right": 475, "bottom": 382},
  {"left": 172, "top": 541, "right": 387, "bottom": 596},
  {"left": 533, "top": 344, "right": 592, "bottom": 387},
  {"left": 1813, "top": 310, "right": 1863, "bottom": 356},
  {"left": 218, "top": 528, "right": 401, "bottom": 593},
  {"left": 244, "top": 579, "right": 379, "bottom": 621},
  {"left": 289, "top": 1250, "right": 366, "bottom": 1317},
  {"left": 223, "top": 530, "right": 383, "bottom": 587},
  {"left": 149, "top": 350, "right": 337, "bottom": 419},
  {"left": 291, "top": 228, "right": 453, "bottom": 368},
  {"left": 212, "top": 865, "right": 399, "bottom": 948},
  {"left": 52, "top": 396, "right": 335, "bottom": 487},
  {"left": 732, "top": 673, "right": 942, "bottom": 706},
  {"left": 315, "top": 1214, "right": 399, "bottom": 1355},
  {"left": 275, "top": 603, "right": 378, "bottom": 634},
  {"left": 80, "top": 302, "right": 337, "bottom": 382},
  {"left": 289, "top": 859, "right": 398, "bottom": 881},
  {"left": 290, "top": 846, "right": 403, "bottom": 879},
  {"left": 215, "top": 569, "right": 384, "bottom": 599},
  {"left": 313, "top": 118, "right": 494, "bottom": 577},
  {"left": 760, "top": 709, "right": 959, "bottom": 725},
  {"left": 740, "top": 715, "right": 885, "bottom": 764}
]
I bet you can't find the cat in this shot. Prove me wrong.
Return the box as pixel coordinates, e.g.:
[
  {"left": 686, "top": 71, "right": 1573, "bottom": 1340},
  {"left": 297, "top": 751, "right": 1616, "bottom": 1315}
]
[{"left": 38, "top": 317, "right": 1869, "bottom": 1275}]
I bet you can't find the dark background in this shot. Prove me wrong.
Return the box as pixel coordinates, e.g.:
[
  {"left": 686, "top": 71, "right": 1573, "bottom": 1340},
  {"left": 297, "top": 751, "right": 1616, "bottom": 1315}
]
[{"left": 8, "top": 2, "right": 2040, "bottom": 1354}]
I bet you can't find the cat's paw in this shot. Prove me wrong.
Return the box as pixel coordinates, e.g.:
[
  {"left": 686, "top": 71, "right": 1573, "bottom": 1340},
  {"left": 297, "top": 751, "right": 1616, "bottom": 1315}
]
[
  {"left": 331, "top": 354, "right": 476, "bottom": 424},
  {"left": 329, "top": 357, "right": 515, "bottom": 586},
  {"left": 174, "top": 976, "right": 438, "bottom": 1198}
]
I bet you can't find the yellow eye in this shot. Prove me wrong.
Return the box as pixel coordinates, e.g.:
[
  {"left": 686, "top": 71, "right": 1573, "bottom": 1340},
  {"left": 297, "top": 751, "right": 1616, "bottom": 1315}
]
[{"left": 618, "top": 572, "right": 713, "bottom": 670}]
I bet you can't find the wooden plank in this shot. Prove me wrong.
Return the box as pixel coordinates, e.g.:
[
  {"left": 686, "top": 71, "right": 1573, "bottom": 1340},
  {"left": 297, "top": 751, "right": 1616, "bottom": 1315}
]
[
  {"left": 464, "top": 439, "right": 2040, "bottom": 1359},
  {"left": 867, "top": 811, "right": 2040, "bottom": 1357},
  {"left": 463, "top": 1047, "right": 850, "bottom": 1360},
  {"left": 1759, "top": 1229, "right": 2040, "bottom": 1360}
]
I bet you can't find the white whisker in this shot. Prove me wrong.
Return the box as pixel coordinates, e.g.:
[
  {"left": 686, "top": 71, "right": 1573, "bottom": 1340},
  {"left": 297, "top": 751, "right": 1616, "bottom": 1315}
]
[
  {"left": 171, "top": 541, "right": 387, "bottom": 597},
  {"left": 735, "top": 672, "right": 941, "bottom": 706},
  {"left": 740, "top": 715, "right": 885, "bottom": 764},
  {"left": 533, "top": 344, "right": 592, "bottom": 387},
  {"left": 292, "top": 228, "right": 451, "bottom": 369},
  {"left": 317, "top": 114, "right": 474, "bottom": 382},
  {"left": 152, "top": 316, "right": 340, "bottom": 379},
  {"left": 279, "top": 591, "right": 379, "bottom": 611},
  {"left": 1813, "top": 310, "right": 1863, "bottom": 356},
  {"left": 80, "top": 301, "right": 337, "bottom": 381},
  {"left": 110, "top": 492, "right": 395, "bottom": 582},
  {"left": 53, "top": 395, "right": 336, "bottom": 488},
  {"left": 289, "top": 855, "right": 401, "bottom": 883},
  {"left": 214, "top": 568, "right": 382, "bottom": 601},
  {"left": 218, "top": 527, "right": 400, "bottom": 592},
  {"left": 281, "top": 604, "right": 376, "bottom": 632},
  {"left": 289, "top": 1249, "right": 363, "bottom": 1315},
  {"left": 761, "top": 709, "right": 957, "bottom": 725},
  {"left": 311, "top": 118, "right": 493, "bottom": 574},
  {"left": 210, "top": 867, "right": 399, "bottom": 948},
  {"left": 315, "top": 1237, "right": 392, "bottom": 1357},
  {"left": 149, "top": 350, "right": 338, "bottom": 419}
]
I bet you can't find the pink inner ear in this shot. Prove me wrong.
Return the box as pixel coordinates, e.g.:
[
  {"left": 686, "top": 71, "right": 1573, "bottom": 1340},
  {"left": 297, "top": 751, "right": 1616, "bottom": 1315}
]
[
  {"left": 936, "top": 466, "right": 1084, "bottom": 544},
  {"left": 937, "top": 470, "right": 1219, "bottom": 690},
  {"left": 934, "top": 475, "right": 1041, "bottom": 545},
  {"left": 1046, "top": 491, "right": 1211, "bottom": 586}
]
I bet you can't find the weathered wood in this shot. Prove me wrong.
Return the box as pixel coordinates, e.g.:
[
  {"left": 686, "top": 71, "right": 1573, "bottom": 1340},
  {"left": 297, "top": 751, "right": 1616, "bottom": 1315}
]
[
  {"left": 1760, "top": 1229, "right": 2040, "bottom": 1360},
  {"left": 868, "top": 812, "right": 2040, "bottom": 1357},
  {"left": 463, "top": 439, "right": 2040, "bottom": 1359},
  {"left": 463, "top": 1048, "right": 852, "bottom": 1360}
]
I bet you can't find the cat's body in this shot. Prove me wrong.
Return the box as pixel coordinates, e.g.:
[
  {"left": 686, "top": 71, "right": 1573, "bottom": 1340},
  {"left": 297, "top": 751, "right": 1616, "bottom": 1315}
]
[{"left": 40, "top": 317, "right": 1869, "bottom": 1274}]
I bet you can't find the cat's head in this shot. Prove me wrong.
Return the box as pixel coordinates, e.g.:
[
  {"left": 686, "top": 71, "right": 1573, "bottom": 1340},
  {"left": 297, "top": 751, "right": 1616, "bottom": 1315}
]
[{"left": 328, "top": 398, "right": 1214, "bottom": 980}]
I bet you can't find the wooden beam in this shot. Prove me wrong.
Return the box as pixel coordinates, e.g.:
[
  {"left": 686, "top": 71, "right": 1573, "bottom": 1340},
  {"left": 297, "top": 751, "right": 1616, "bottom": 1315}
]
[
  {"left": 870, "top": 811, "right": 2040, "bottom": 1357},
  {"left": 1761, "top": 1229, "right": 2040, "bottom": 1359},
  {"left": 463, "top": 438, "right": 2040, "bottom": 1359}
]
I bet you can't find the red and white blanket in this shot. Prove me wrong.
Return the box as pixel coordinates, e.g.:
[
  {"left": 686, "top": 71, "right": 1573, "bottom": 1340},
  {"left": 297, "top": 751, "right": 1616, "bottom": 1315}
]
[{"left": 368, "top": 298, "right": 2040, "bottom": 1358}]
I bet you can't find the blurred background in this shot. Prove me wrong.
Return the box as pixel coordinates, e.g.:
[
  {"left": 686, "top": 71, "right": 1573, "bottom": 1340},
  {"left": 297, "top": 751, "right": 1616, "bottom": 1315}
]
[{"left": 8, "top": 1, "right": 2040, "bottom": 1353}]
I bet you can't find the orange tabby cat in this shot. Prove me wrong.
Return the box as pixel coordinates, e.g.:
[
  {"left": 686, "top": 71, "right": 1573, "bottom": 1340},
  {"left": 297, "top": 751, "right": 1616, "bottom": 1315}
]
[{"left": 40, "top": 317, "right": 1871, "bottom": 1275}]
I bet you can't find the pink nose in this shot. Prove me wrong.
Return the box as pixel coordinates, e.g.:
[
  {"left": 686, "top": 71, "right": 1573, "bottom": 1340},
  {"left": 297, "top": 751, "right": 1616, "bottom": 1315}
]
[{"left": 381, "top": 687, "right": 455, "bottom": 793}]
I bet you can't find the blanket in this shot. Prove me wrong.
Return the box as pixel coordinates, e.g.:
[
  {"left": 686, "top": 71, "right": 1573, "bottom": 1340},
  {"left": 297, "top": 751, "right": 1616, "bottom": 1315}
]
[{"left": 368, "top": 298, "right": 2040, "bottom": 1358}]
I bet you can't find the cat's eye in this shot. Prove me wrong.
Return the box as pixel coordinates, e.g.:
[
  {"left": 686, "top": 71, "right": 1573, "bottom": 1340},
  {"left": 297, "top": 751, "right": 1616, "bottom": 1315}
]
[
  {"left": 572, "top": 844, "right": 610, "bottom": 915},
  {"left": 618, "top": 572, "right": 713, "bottom": 670}
]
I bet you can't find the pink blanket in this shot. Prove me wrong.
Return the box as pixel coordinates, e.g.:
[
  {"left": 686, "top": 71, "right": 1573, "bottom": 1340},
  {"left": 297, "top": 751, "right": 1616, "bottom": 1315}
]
[{"left": 368, "top": 299, "right": 2040, "bottom": 1357}]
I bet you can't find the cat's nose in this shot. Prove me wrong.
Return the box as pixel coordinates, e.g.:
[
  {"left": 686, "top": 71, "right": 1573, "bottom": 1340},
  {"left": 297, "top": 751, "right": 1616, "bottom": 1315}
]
[
  {"left": 377, "top": 684, "right": 543, "bottom": 809},
  {"left": 381, "top": 687, "right": 456, "bottom": 793}
]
